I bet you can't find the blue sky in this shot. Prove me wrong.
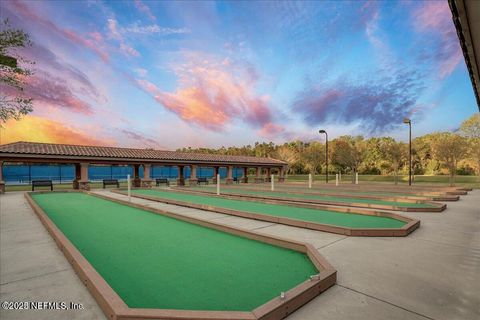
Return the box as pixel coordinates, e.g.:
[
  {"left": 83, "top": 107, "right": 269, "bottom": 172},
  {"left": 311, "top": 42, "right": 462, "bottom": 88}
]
[{"left": 1, "top": 0, "right": 478, "bottom": 149}]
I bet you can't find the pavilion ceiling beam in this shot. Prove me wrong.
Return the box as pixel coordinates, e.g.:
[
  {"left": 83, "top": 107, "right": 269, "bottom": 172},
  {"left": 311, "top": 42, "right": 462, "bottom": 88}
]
[{"left": 449, "top": 0, "right": 480, "bottom": 110}]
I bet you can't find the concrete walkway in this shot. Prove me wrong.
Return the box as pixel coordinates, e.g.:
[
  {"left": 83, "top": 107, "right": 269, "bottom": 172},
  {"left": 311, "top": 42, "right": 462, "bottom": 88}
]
[{"left": 1, "top": 189, "right": 479, "bottom": 320}]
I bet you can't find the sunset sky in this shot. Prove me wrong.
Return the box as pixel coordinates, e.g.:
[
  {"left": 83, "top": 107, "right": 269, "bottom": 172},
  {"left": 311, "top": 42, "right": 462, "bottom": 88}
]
[{"left": 0, "top": 0, "right": 478, "bottom": 149}]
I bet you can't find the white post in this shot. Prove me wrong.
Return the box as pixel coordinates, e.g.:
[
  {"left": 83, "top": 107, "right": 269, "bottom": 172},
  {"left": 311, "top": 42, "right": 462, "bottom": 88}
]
[
  {"left": 336, "top": 174, "right": 339, "bottom": 186},
  {"left": 308, "top": 173, "right": 312, "bottom": 189},
  {"left": 355, "top": 172, "right": 359, "bottom": 185},
  {"left": 271, "top": 174, "right": 274, "bottom": 191},
  {"left": 127, "top": 174, "right": 131, "bottom": 202},
  {"left": 216, "top": 173, "right": 220, "bottom": 195}
]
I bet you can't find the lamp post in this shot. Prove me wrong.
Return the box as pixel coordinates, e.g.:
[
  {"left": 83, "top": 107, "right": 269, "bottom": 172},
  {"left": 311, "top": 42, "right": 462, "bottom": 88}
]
[
  {"left": 403, "top": 118, "right": 412, "bottom": 186},
  {"left": 319, "top": 130, "right": 328, "bottom": 183}
]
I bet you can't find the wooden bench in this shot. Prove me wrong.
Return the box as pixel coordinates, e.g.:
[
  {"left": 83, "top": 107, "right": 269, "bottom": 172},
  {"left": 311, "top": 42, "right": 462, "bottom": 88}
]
[
  {"left": 156, "top": 178, "right": 170, "bottom": 187},
  {"left": 32, "top": 180, "right": 53, "bottom": 191},
  {"left": 233, "top": 177, "right": 240, "bottom": 184},
  {"left": 103, "top": 179, "right": 119, "bottom": 188},
  {"left": 198, "top": 177, "right": 209, "bottom": 185}
]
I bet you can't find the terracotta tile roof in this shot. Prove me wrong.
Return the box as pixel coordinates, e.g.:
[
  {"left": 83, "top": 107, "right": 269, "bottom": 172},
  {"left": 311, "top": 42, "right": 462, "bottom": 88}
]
[{"left": 0, "top": 141, "right": 286, "bottom": 166}]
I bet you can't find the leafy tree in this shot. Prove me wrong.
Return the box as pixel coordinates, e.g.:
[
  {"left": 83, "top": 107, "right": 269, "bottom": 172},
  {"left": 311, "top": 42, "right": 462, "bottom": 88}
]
[
  {"left": 431, "top": 132, "right": 468, "bottom": 186},
  {"left": 331, "top": 136, "right": 366, "bottom": 183},
  {"left": 301, "top": 141, "right": 324, "bottom": 175},
  {"left": 274, "top": 144, "right": 299, "bottom": 175},
  {"left": 175, "top": 115, "right": 479, "bottom": 182},
  {"left": 460, "top": 114, "right": 480, "bottom": 180},
  {"left": 362, "top": 137, "right": 384, "bottom": 174},
  {"left": 412, "top": 134, "right": 439, "bottom": 175},
  {"left": 0, "top": 19, "right": 34, "bottom": 125},
  {"left": 381, "top": 138, "right": 406, "bottom": 184},
  {"left": 459, "top": 113, "right": 480, "bottom": 138}
]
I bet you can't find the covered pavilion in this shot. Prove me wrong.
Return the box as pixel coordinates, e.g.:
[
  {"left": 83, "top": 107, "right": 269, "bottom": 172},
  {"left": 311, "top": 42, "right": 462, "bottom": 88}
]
[{"left": 0, "top": 141, "right": 287, "bottom": 193}]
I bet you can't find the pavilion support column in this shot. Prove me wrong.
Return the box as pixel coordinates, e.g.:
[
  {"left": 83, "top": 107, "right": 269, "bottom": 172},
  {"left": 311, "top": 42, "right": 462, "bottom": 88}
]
[
  {"left": 212, "top": 166, "right": 219, "bottom": 184},
  {"left": 255, "top": 167, "right": 263, "bottom": 183},
  {"left": 0, "top": 161, "right": 5, "bottom": 194},
  {"left": 78, "top": 162, "right": 90, "bottom": 191},
  {"left": 242, "top": 167, "right": 248, "bottom": 183},
  {"left": 73, "top": 163, "right": 81, "bottom": 189},
  {"left": 141, "top": 164, "right": 153, "bottom": 188},
  {"left": 226, "top": 166, "right": 233, "bottom": 184},
  {"left": 278, "top": 166, "right": 286, "bottom": 183},
  {"left": 133, "top": 164, "right": 141, "bottom": 187},
  {"left": 265, "top": 168, "right": 271, "bottom": 182},
  {"left": 177, "top": 165, "right": 185, "bottom": 186},
  {"left": 189, "top": 165, "right": 198, "bottom": 186}
]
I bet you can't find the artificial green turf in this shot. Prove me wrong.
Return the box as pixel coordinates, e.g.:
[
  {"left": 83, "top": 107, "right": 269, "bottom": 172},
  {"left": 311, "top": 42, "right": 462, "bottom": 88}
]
[
  {"left": 268, "top": 186, "right": 437, "bottom": 198},
  {"left": 31, "top": 192, "right": 318, "bottom": 311},
  {"left": 132, "top": 189, "right": 407, "bottom": 229},
  {"left": 193, "top": 186, "right": 434, "bottom": 208}
]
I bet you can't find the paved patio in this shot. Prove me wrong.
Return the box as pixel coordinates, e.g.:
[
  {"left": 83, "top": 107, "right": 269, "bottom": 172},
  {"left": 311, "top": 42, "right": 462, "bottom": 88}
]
[{"left": 1, "top": 189, "right": 479, "bottom": 320}]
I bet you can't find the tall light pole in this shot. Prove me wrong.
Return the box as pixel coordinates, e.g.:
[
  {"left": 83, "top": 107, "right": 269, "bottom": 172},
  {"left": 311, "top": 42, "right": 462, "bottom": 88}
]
[
  {"left": 403, "top": 118, "right": 412, "bottom": 186},
  {"left": 319, "top": 130, "right": 328, "bottom": 183}
]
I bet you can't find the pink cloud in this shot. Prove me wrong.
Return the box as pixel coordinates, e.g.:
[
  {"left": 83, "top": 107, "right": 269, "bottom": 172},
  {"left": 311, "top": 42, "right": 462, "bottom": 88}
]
[
  {"left": 120, "top": 129, "right": 164, "bottom": 149},
  {"left": 120, "top": 42, "right": 140, "bottom": 57},
  {"left": 25, "top": 71, "right": 94, "bottom": 114},
  {"left": 62, "top": 29, "right": 109, "bottom": 62},
  {"left": 107, "top": 18, "right": 122, "bottom": 40},
  {"left": 0, "top": 70, "right": 94, "bottom": 115},
  {"left": 136, "top": 79, "right": 230, "bottom": 130},
  {"left": 21, "top": 44, "right": 102, "bottom": 101},
  {"left": 259, "top": 123, "right": 285, "bottom": 138},
  {"left": 412, "top": 1, "right": 462, "bottom": 78},
  {"left": 90, "top": 31, "right": 103, "bottom": 43},
  {"left": 135, "top": 54, "right": 281, "bottom": 131},
  {"left": 134, "top": 0, "right": 157, "bottom": 21},
  {"left": 107, "top": 18, "right": 141, "bottom": 58},
  {"left": 9, "top": 1, "right": 109, "bottom": 62}
]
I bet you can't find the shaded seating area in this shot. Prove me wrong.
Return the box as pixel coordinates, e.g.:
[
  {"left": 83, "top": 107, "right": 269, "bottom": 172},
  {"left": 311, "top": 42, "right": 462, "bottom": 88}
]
[
  {"left": 198, "top": 177, "right": 209, "bottom": 185},
  {"left": 103, "top": 179, "right": 119, "bottom": 189},
  {"left": 156, "top": 178, "right": 170, "bottom": 187},
  {"left": 32, "top": 180, "right": 53, "bottom": 191}
]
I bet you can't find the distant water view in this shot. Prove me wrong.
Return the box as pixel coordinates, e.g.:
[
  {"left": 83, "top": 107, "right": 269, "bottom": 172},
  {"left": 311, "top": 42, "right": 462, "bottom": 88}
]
[{"left": 2, "top": 165, "right": 244, "bottom": 184}]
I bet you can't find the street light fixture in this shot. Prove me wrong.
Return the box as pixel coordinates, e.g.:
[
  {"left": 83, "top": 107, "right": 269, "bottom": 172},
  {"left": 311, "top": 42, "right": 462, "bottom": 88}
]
[
  {"left": 319, "top": 130, "right": 328, "bottom": 183},
  {"left": 403, "top": 118, "right": 412, "bottom": 186}
]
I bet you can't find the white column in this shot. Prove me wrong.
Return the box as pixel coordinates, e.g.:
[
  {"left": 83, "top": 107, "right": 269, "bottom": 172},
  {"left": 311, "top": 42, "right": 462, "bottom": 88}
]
[
  {"left": 216, "top": 174, "right": 220, "bottom": 195},
  {"left": 336, "top": 174, "right": 339, "bottom": 186},
  {"left": 271, "top": 174, "right": 274, "bottom": 191},
  {"left": 355, "top": 172, "right": 359, "bottom": 184},
  {"left": 308, "top": 173, "right": 312, "bottom": 189}
]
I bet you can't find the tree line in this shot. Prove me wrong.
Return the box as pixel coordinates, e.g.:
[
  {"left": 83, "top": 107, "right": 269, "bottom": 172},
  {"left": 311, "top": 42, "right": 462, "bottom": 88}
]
[{"left": 178, "top": 114, "right": 480, "bottom": 185}]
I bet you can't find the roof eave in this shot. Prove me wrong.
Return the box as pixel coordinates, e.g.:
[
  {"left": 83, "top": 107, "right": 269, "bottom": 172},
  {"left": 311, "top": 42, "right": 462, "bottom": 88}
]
[
  {"left": 449, "top": 0, "right": 480, "bottom": 111},
  {"left": 0, "top": 153, "right": 287, "bottom": 167}
]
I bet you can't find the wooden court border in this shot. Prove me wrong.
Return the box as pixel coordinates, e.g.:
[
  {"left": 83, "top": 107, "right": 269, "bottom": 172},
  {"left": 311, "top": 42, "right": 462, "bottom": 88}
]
[
  {"left": 112, "top": 189, "right": 420, "bottom": 237},
  {"left": 214, "top": 184, "right": 460, "bottom": 202},
  {"left": 283, "top": 182, "right": 469, "bottom": 195},
  {"left": 24, "top": 190, "right": 337, "bottom": 320}
]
